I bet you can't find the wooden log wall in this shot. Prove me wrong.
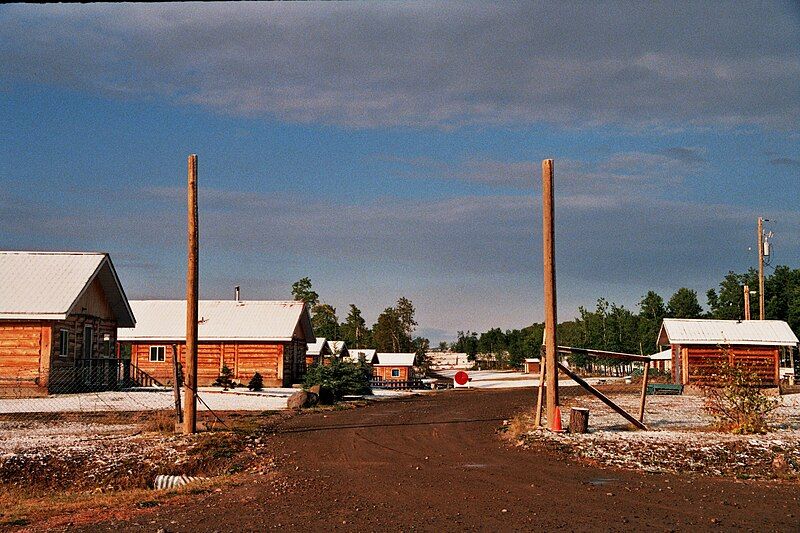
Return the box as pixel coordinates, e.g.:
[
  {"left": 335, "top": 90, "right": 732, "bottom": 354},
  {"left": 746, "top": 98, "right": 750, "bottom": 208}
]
[
  {"left": 128, "top": 341, "right": 291, "bottom": 387},
  {"left": 0, "top": 322, "right": 47, "bottom": 386},
  {"left": 684, "top": 345, "right": 779, "bottom": 386},
  {"left": 372, "top": 366, "right": 412, "bottom": 381}
]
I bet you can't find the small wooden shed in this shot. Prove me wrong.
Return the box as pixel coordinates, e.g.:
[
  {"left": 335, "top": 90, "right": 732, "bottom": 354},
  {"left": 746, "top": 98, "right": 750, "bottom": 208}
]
[
  {"left": 118, "top": 300, "right": 314, "bottom": 388},
  {"left": 372, "top": 353, "right": 416, "bottom": 381},
  {"left": 0, "top": 251, "right": 135, "bottom": 395},
  {"left": 657, "top": 318, "right": 799, "bottom": 386},
  {"left": 523, "top": 358, "right": 541, "bottom": 374}
]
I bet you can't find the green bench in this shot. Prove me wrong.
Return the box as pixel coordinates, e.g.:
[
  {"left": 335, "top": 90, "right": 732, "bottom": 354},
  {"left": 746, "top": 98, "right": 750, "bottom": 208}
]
[{"left": 646, "top": 383, "right": 683, "bottom": 395}]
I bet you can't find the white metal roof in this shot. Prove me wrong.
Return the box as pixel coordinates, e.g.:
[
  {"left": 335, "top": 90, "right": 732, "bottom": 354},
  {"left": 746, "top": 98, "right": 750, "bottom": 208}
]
[
  {"left": 0, "top": 251, "right": 135, "bottom": 327},
  {"left": 118, "top": 300, "right": 313, "bottom": 342},
  {"left": 307, "top": 338, "right": 329, "bottom": 356},
  {"left": 345, "top": 349, "right": 376, "bottom": 363},
  {"left": 328, "top": 340, "right": 346, "bottom": 355},
  {"left": 649, "top": 348, "right": 672, "bottom": 361},
  {"left": 658, "top": 319, "right": 799, "bottom": 347},
  {"left": 375, "top": 353, "right": 416, "bottom": 366}
]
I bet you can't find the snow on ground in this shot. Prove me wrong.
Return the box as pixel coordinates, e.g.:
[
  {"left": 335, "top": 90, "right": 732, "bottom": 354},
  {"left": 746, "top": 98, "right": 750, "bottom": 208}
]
[
  {"left": 520, "top": 392, "right": 800, "bottom": 479},
  {"left": 0, "top": 387, "right": 291, "bottom": 414},
  {"left": 0, "top": 386, "right": 416, "bottom": 415}
]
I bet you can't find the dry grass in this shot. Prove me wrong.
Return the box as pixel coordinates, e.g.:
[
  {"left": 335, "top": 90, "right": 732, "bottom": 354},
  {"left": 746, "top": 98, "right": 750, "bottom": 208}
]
[
  {"left": 0, "top": 476, "right": 233, "bottom": 531},
  {"left": 501, "top": 409, "right": 537, "bottom": 441},
  {"left": 136, "top": 409, "right": 179, "bottom": 434}
]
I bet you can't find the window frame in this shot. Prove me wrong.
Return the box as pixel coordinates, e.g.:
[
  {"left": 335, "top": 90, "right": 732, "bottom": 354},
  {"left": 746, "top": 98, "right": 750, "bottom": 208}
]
[
  {"left": 391, "top": 368, "right": 400, "bottom": 378},
  {"left": 58, "top": 329, "right": 69, "bottom": 358},
  {"left": 149, "top": 346, "right": 166, "bottom": 363}
]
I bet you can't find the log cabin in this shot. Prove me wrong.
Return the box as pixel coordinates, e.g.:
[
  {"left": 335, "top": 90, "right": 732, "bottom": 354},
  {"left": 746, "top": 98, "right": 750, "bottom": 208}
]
[
  {"left": 327, "top": 340, "right": 348, "bottom": 360},
  {"left": 345, "top": 349, "right": 376, "bottom": 364},
  {"left": 118, "top": 300, "right": 314, "bottom": 388},
  {"left": 306, "top": 337, "right": 332, "bottom": 367},
  {"left": 657, "top": 318, "right": 799, "bottom": 387},
  {"left": 372, "top": 353, "right": 416, "bottom": 381},
  {"left": 0, "top": 251, "right": 135, "bottom": 395}
]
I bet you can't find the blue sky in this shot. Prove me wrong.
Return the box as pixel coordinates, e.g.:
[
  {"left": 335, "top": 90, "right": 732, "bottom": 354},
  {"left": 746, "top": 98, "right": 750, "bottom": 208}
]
[{"left": 1, "top": 3, "right": 799, "bottom": 342}]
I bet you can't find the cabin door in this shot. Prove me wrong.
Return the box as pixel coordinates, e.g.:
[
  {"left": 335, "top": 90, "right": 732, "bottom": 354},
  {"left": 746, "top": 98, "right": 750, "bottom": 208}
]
[{"left": 83, "top": 326, "right": 93, "bottom": 359}]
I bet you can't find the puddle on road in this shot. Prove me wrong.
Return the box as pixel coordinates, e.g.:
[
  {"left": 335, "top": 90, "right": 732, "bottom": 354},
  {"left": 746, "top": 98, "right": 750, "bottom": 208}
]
[
  {"left": 586, "top": 478, "right": 618, "bottom": 486},
  {"left": 587, "top": 478, "right": 618, "bottom": 485}
]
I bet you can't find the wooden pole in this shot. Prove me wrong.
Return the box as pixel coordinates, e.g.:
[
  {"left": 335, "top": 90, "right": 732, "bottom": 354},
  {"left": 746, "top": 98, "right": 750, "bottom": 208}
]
[
  {"left": 542, "top": 159, "right": 559, "bottom": 429},
  {"left": 758, "top": 217, "right": 765, "bottom": 320},
  {"left": 183, "top": 154, "right": 199, "bottom": 434},
  {"left": 558, "top": 362, "right": 647, "bottom": 430},
  {"left": 638, "top": 360, "right": 650, "bottom": 422},
  {"left": 534, "top": 352, "right": 546, "bottom": 427},
  {"left": 172, "top": 344, "right": 183, "bottom": 425},
  {"left": 743, "top": 284, "right": 751, "bottom": 321}
]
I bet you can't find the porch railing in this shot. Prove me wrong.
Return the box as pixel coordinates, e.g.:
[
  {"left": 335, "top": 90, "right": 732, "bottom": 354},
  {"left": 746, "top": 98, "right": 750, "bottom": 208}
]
[{"left": 370, "top": 378, "right": 426, "bottom": 390}]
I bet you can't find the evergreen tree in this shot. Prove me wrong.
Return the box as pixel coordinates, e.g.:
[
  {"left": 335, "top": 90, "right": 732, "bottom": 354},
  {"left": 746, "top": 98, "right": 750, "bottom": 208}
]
[
  {"left": 667, "top": 288, "right": 703, "bottom": 318},
  {"left": 372, "top": 307, "right": 403, "bottom": 352},
  {"left": 311, "top": 303, "right": 340, "bottom": 339},
  {"left": 291, "top": 277, "right": 319, "bottom": 308},
  {"left": 340, "top": 304, "right": 369, "bottom": 348},
  {"left": 637, "top": 291, "right": 666, "bottom": 354}
]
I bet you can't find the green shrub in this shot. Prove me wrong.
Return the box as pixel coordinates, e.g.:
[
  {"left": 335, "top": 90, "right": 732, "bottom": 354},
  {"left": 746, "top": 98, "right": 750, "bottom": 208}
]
[
  {"left": 703, "top": 359, "right": 779, "bottom": 434},
  {"left": 303, "top": 359, "right": 372, "bottom": 400},
  {"left": 214, "top": 365, "right": 235, "bottom": 389},
  {"left": 248, "top": 372, "right": 264, "bottom": 391}
]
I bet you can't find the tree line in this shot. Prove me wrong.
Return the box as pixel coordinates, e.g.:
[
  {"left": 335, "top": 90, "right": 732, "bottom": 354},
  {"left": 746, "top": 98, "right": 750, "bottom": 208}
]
[
  {"left": 448, "top": 265, "right": 800, "bottom": 369},
  {"left": 291, "top": 277, "right": 430, "bottom": 357}
]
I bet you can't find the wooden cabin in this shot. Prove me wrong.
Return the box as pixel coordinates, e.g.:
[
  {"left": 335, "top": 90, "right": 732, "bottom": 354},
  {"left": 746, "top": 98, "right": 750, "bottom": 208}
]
[
  {"left": 657, "top": 318, "right": 799, "bottom": 387},
  {"left": 0, "top": 251, "right": 135, "bottom": 395},
  {"left": 328, "top": 340, "right": 348, "bottom": 360},
  {"left": 118, "top": 300, "right": 314, "bottom": 388},
  {"left": 523, "top": 358, "right": 541, "bottom": 374},
  {"left": 306, "top": 337, "right": 332, "bottom": 367},
  {"left": 345, "top": 348, "right": 375, "bottom": 363},
  {"left": 372, "top": 353, "right": 416, "bottom": 381}
]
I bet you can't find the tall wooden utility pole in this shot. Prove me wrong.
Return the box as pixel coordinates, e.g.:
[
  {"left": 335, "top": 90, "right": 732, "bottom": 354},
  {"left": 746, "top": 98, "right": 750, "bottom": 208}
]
[
  {"left": 743, "top": 284, "right": 751, "bottom": 321},
  {"left": 184, "top": 154, "right": 199, "bottom": 434},
  {"left": 757, "top": 217, "right": 765, "bottom": 320},
  {"left": 541, "top": 159, "right": 559, "bottom": 429}
]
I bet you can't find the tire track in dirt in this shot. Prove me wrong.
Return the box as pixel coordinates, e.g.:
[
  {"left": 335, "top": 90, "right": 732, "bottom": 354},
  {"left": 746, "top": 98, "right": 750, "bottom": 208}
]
[{"left": 71, "top": 388, "right": 799, "bottom": 532}]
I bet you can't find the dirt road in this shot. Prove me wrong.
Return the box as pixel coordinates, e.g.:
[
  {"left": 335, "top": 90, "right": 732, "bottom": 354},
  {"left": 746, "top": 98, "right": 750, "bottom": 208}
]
[{"left": 78, "top": 389, "right": 798, "bottom": 532}]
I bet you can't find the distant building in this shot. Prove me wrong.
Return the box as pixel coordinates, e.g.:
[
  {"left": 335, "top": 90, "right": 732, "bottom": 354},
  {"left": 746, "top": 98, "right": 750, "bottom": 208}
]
[
  {"left": 118, "top": 300, "right": 314, "bottom": 388},
  {"left": 648, "top": 349, "right": 672, "bottom": 374},
  {"left": 0, "top": 251, "right": 135, "bottom": 395},
  {"left": 523, "top": 358, "right": 541, "bottom": 374},
  {"left": 657, "top": 318, "right": 799, "bottom": 386},
  {"left": 372, "top": 353, "right": 416, "bottom": 381},
  {"left": 327, "top": 340, "right": 348, "bottom": 359},
  {"left": 345, "top": 349, "right": 376, "bottom": 364},
  {"left": 426, "top": 351, "right": 471, "bottom": 370},
  {"left": 306, "top": 338, "right": 332, "bottom": 367}
]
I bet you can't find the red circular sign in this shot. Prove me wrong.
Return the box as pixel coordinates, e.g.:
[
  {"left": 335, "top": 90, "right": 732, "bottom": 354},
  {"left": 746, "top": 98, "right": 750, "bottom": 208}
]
[{"left": 454, "top": 371, "right": 469, "bottom": 385}]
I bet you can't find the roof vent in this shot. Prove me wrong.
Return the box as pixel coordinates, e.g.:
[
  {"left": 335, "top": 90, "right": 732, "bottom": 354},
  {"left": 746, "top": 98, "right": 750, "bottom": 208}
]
[{"left": 235, "top": 285, "right": 241, "bottom": 302}]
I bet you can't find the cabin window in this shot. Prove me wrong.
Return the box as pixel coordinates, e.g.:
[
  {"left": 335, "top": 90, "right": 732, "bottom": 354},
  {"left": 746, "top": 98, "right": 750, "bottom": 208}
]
[
  {"left": 82, "top": 326, "right": 93, "bottom": 358},
  {"left": 149, "top": 346, "right": 166, "bottom": 362},
  {"left": 391, "top": 368, "right": 400, "bottom": 377},
  {"left": 58, "top": 329, "right": 69, "bottom": 357}
]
